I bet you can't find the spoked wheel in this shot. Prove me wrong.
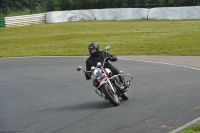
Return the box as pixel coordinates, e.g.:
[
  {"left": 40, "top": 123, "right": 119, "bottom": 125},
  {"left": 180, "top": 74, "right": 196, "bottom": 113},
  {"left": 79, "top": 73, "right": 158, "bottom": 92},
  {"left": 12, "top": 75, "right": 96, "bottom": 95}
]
[
  {"left": 102, "top": 84, "right": 120, "bottom": 106},
  {"left": 121, "top": 91, "right": 128, "bottom": 100}
]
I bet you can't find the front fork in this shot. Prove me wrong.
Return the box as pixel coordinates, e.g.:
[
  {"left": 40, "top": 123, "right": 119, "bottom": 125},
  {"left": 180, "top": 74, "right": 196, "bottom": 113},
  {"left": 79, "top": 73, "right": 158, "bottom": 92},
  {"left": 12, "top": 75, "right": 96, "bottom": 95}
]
[
  {"left": 101, "top": 67, "right": 116, "bottom": 93},
  {"left": 106, "top": 77, "right": 116, "bottom": 93},
  {"left": 95, "top": 79, "right": 116, "bottom": 98}
]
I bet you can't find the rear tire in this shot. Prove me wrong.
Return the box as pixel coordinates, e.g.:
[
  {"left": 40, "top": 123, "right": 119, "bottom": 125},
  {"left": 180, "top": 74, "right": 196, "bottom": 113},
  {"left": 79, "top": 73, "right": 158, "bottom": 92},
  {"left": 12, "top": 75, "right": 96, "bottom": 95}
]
[
  {"left": 102, "top": 84, "right": 120, "bottom": 106},
  {"left": 121, "top": 92, "right": 128, "bottom": 100}
]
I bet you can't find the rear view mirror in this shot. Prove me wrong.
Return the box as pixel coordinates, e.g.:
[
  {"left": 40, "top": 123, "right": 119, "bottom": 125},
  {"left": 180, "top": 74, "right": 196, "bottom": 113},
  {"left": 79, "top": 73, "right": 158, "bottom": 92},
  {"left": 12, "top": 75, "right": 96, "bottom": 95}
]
[
  {"left": 105, "top": 46, "right": 110, "bottom": 51},
  {"left": 77, "top": 66, "right": 82, "bottom": 71}
]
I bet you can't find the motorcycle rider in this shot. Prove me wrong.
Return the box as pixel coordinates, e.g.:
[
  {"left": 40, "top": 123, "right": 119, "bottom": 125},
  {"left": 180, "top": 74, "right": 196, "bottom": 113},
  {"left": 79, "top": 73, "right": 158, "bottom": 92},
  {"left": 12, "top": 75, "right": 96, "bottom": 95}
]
[{"left": 85, "top": 42, "right": 127, "bottom": 90}]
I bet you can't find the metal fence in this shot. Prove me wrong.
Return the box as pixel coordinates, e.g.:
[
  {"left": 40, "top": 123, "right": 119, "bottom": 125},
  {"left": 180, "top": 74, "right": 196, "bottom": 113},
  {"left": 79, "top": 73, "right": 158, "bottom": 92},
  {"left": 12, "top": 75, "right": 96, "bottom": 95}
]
[{"left": 0, "top": 0, "right": 200, "bottom": 17}]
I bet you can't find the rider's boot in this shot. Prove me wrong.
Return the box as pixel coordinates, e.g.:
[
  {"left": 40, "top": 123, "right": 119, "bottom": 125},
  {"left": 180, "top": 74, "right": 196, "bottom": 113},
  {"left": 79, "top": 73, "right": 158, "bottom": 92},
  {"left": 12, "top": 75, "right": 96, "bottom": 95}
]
[{"left": 118, "top": 75, "right": 128, "bottom": 91}]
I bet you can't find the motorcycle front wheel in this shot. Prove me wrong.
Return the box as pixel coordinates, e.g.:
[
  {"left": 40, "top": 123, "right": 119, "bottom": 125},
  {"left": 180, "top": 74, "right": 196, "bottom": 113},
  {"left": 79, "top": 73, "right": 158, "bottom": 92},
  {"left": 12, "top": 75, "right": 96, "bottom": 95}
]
[{"left": 102, "top": 84, "right": 120, "bottom": 106}]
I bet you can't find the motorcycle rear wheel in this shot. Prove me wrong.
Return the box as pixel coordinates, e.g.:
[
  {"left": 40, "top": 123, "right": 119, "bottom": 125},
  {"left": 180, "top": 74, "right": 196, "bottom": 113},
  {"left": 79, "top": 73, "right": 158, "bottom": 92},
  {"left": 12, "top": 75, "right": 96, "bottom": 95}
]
[
  {"left": 121, "top": 92, "right": 128, "bottom": 100},
  {"left": 102, "top": 84, "right": 120, "bottom": 106}
]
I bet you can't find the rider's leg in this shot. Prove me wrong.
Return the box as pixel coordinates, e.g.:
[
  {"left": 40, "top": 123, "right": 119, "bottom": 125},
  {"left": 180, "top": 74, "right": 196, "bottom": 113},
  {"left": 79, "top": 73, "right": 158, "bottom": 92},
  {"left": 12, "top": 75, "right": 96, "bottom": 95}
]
[{"left": 108, "top": 66, "right": 126, "bottom": 86}]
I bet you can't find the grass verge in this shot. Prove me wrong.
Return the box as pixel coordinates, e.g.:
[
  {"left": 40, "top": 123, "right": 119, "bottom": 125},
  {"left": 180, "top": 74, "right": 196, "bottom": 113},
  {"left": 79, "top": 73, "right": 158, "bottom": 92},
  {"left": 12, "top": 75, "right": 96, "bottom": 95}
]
[
  {"left": 181, "top": 123, "right": 200, "bottom": 133},
  {"left": 0, "top": 20, "right": 200, "bottom": 58}
]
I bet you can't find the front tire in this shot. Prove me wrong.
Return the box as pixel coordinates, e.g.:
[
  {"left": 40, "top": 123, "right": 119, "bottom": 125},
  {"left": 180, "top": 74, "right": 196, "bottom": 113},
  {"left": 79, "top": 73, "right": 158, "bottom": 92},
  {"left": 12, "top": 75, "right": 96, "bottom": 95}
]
[{"left": 102, "top": 84, "right": 120, "bottom": 106}]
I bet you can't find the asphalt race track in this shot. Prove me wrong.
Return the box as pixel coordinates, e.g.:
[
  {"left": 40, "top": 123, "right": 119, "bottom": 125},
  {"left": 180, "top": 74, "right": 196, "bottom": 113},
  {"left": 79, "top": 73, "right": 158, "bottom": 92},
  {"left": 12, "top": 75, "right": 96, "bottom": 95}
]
[{"left": 0, "top": 57, "right": 200, "bottom": 133}]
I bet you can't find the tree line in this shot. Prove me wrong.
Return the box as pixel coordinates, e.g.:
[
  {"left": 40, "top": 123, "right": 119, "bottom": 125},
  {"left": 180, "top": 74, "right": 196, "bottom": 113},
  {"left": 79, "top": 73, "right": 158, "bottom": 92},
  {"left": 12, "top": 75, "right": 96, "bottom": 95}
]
[{"left": 0, "top": 0, "right": 199, "bottom": 16}]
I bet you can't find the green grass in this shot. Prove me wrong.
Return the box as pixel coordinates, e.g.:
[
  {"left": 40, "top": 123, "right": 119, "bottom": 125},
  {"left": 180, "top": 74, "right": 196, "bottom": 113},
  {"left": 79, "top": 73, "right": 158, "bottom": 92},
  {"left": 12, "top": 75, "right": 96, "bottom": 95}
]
[
  {"left": 0, "top": 20, "right": 200, "bottom": 58},
  {"left": 181, "top": 123, "right": 200, "bottom": 133}
]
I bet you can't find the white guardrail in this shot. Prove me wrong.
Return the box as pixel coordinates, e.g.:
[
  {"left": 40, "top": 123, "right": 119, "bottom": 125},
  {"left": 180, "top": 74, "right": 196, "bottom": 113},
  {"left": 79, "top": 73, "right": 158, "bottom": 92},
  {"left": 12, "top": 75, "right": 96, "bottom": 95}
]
[
  {"left": 46, "top": 6, "right": 200, "bottom": 23},
  {"left": 3, "top": 6, "right": 200, "bottom": 27},
  {"left": 5, "top": 13, "right": 46, "bottom": 27}
]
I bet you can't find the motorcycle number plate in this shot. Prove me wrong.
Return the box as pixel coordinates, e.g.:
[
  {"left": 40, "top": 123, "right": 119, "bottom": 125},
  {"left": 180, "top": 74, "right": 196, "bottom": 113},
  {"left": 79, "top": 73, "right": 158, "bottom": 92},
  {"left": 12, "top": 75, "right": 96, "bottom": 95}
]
[{"left": 98, "top": 73, "right": 107, "bottom": 83}]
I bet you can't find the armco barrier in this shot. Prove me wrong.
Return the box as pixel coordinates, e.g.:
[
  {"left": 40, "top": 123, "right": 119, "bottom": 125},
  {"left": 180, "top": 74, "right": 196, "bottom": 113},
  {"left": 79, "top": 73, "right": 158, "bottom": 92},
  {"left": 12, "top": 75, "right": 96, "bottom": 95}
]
[
  {"left": 0, "top": 17, "right": 5, "bottom": 27},
  {"left": 5, "top": 13, "right": 46, "bottom": 27}
]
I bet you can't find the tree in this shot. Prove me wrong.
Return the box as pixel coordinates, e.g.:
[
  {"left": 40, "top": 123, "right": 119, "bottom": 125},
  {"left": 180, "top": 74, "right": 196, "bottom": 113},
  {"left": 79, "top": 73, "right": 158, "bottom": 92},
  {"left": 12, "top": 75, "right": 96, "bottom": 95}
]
[
  {"left": 0, "top": 0, "right": 5, "bottom": 17},
  {"left": 59, "top": 0, "right": 74, "bottom": 10}
]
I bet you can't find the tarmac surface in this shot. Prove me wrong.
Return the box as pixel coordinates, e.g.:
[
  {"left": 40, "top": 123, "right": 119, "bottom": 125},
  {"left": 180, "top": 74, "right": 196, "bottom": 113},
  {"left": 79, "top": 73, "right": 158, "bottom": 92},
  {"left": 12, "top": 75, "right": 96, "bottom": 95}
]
[{"left": 0, "top": 56, "right": 199, "bottom": 133}]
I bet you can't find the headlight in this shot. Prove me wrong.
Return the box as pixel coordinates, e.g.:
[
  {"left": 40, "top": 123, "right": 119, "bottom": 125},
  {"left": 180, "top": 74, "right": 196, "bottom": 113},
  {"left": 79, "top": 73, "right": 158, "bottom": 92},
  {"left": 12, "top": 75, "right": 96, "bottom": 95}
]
[{"left": 93, "top": 68, "right": 102, "bottom": 76}]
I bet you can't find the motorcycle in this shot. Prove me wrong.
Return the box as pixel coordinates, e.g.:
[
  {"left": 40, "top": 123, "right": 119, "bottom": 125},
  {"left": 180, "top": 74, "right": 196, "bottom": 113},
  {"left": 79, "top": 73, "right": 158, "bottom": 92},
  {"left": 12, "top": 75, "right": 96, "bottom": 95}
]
[{"left": 76, "top": 46, "right": 132, "bottom": 106}]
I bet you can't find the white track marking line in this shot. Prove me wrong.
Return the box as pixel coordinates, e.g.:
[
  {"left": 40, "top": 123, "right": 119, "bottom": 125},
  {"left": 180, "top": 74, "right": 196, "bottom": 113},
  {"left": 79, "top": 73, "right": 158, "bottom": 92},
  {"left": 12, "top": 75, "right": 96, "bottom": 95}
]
[{"left": 119, "top": 58, "right": 200, "bottom": 71}]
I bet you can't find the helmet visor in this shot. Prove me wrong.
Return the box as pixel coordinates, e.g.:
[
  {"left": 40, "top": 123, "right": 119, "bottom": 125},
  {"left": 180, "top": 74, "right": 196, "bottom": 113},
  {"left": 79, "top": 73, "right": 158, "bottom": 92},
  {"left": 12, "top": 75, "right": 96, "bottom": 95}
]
[{"left": 90, "top": 48, "right": 97, "bottom": 54}]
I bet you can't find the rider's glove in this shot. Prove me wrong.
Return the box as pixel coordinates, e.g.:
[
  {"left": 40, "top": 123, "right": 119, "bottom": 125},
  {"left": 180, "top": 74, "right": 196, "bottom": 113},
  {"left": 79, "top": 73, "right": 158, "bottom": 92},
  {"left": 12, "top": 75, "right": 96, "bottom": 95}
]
[
  {"left": 106, "top": 57, "right": 117, "bottom": 62},
  {"left": 85, "top": 73, "right": 91, "bottom": 80},
  {"left": 105, "top": 57, "right": 112, "bottom": 61}
]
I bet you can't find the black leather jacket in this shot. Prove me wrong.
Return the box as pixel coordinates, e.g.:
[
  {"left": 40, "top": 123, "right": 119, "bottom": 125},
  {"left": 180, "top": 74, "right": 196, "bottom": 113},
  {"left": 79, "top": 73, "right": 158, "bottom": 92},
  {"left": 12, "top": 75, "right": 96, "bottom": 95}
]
[{"left": 86, "top": 51, "right": 120, "bottom": 79}]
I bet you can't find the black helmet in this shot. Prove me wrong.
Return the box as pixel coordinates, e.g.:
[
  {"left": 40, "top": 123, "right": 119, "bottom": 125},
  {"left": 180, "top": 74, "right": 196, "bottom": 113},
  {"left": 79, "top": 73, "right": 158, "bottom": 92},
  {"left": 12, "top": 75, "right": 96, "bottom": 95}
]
[{"left": 88, "top": 42, "right": 99, "bottom": 57}]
